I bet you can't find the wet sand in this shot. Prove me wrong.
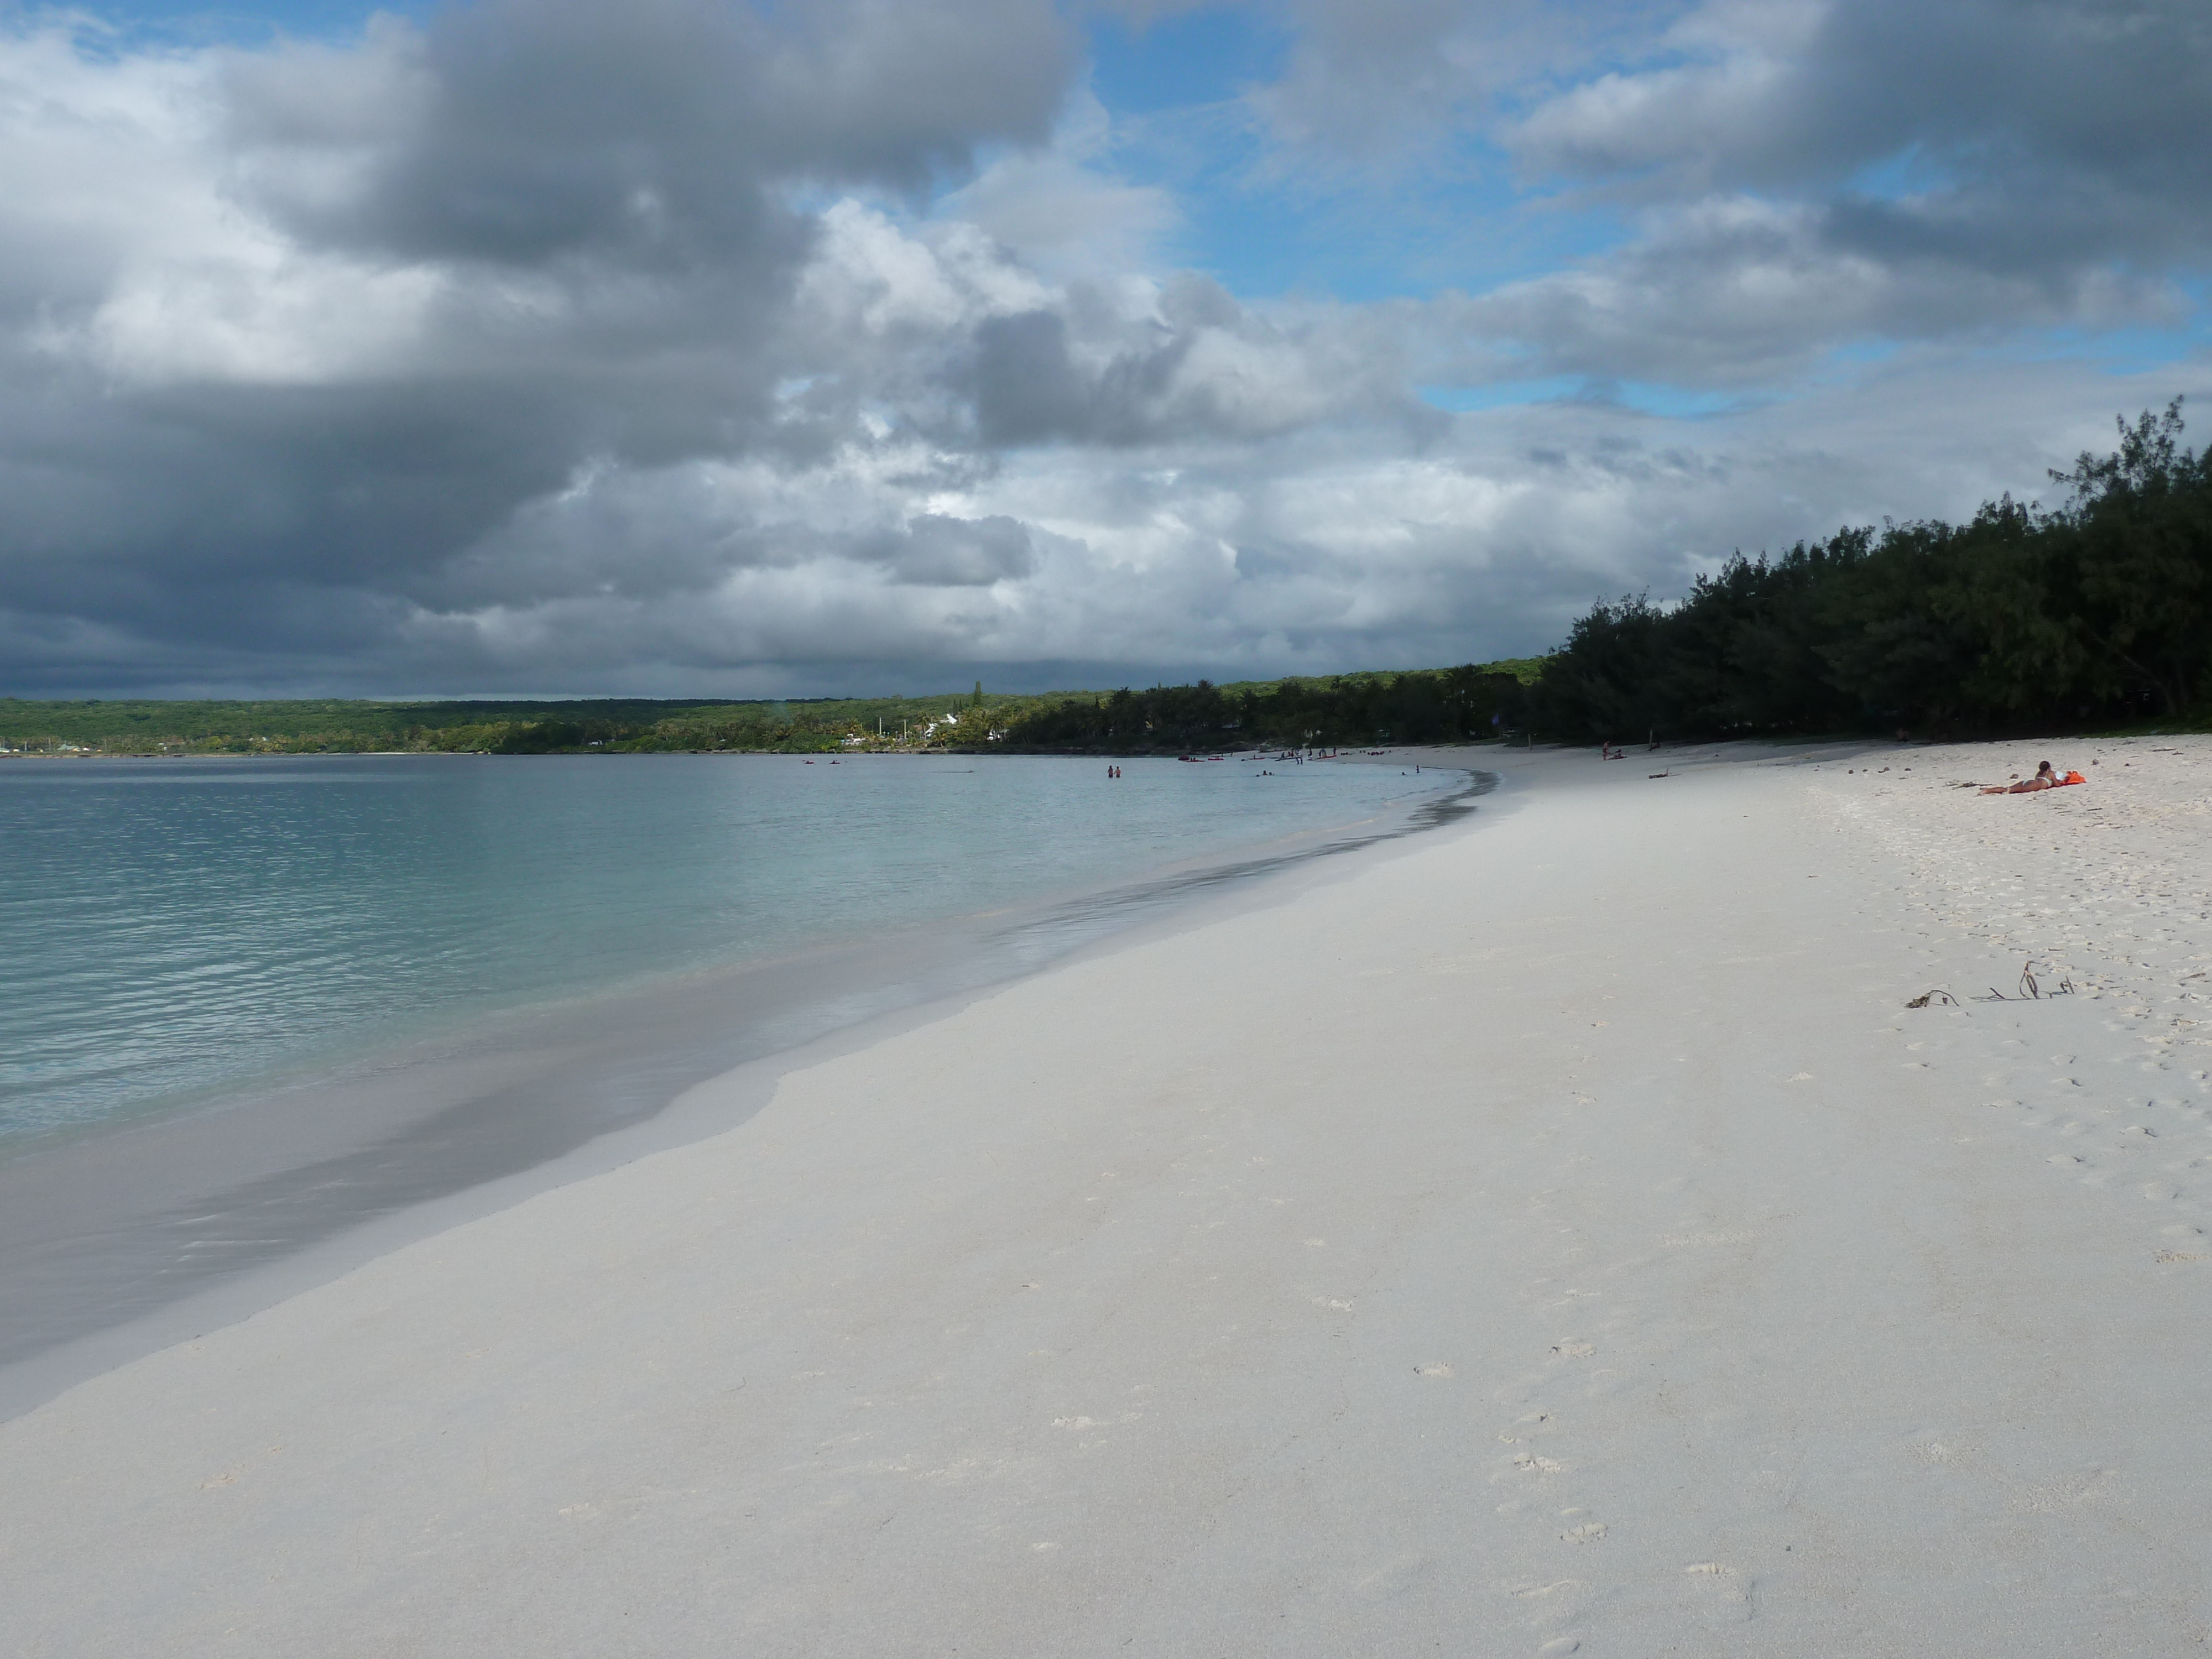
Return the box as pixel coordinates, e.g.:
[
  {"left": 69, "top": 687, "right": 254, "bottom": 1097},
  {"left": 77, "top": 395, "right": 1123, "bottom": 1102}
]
[
  {"left": 0, "top": 767, "right": 1480, "bottom": 1416},
  {"left": 3, "top": 738, "right": 2209, "bottom": 1655}
]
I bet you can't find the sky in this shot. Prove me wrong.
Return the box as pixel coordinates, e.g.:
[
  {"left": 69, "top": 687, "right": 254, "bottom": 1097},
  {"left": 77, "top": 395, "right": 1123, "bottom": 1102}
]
[{"left": 1, "top": 0, "right": 2207, "bottom": 698}]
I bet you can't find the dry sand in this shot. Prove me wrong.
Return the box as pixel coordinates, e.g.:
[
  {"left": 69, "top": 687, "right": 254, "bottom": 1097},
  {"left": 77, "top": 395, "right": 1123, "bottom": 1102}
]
[{"left": 4, "top": 738, "right": 2210, "bottom": 1656}]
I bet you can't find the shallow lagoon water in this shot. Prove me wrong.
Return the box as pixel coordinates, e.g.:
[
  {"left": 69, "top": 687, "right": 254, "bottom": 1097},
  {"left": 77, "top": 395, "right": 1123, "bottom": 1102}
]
[
  {"left": 1, "top": 751, "right": 1451, "bottom": 1149},
  {"left": 0, "top": 750, "right": 1486, "bottom": 1389}
]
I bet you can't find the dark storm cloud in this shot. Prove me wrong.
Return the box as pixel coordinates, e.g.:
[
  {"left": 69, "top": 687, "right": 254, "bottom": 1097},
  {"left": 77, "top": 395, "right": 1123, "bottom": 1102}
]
[
  {"left": 1439, "top": 195, "right": 2180, "bottom": 388},
  {"left": 885, "top": 514, "right": 1037, "bottom": 585},
  {"left": 1480, "top": 0, "right": 2212, "bottom": 368},
  {"left": 226, "top": 0, "right": 1073, "bottom": 265},
  {"left": 1516, "top": 0, "right": 2212, "bottom": 236},
  {"left": 962, "top": 275, "right": 1424, "bottom": 448},
  {"left": 0, "top": 0, "right": 1078, "bottom": 692},
  {"left": 1250, "top": 0, "right": 2212, "bottom": 376},
  {"left": 0, "top": 0, "right": 2206, "bottom": 697},
  {"left": 1257, "top": 0, "right": 2212, "bottom": 267}
]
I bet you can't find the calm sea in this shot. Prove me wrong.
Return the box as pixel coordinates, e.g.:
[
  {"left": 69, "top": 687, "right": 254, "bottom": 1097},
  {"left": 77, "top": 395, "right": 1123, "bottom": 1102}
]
[{"left": 0, "top": 752, "right": 1454, "bottom": 1150}]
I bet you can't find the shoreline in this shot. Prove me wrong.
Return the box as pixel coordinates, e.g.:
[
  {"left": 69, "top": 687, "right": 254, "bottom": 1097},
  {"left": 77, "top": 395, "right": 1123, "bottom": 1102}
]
[
  {"left": 0, "top": 758, "right": 1490, "bottom": 1419},
  {"left": 8, "top": 736, "right": 2209, "bottom": 1653}
]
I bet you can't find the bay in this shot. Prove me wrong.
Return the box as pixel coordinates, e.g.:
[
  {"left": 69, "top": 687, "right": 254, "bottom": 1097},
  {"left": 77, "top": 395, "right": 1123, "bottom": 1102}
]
[{"left": 0, "top": 751, "right": 1454, "bottom": 1150}]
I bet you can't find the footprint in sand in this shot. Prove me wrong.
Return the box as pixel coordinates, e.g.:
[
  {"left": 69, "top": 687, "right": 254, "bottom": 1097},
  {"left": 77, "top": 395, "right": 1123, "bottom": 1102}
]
[
  {"left": 1684, "top": 1563, "right": 1757, "bottom": 1624},
  {"left": 1350, "top": 1554, "right": 1434, "bottom": 1601}
]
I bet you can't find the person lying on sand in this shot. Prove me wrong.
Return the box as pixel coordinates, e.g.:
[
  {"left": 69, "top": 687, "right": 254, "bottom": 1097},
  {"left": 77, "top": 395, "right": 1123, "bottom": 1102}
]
[{"left": 1980, "top": 761, "right": 2086, "bottom": 794}]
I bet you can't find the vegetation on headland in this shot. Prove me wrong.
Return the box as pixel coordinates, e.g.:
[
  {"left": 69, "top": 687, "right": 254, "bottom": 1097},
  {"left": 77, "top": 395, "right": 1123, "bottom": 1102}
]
[
  {"left": 0, "top": 666, "right": 1541, "bottom": 758},
  {"left": 994, "top": 664, "right": 1537, "bottom": 752},
  {"left": 0, "top": 691, "right": 1006, "bottom": 757},
  {"left": 1528, "top": 401, "right": 2212, "bottom": 744},
  {"left": 4, "top": 406, "right": 2202, "bottom": 757}
]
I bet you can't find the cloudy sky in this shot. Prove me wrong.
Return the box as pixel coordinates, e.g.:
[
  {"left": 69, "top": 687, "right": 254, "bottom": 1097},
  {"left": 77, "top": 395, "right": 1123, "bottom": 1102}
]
[{"left": 2, "top": 0, "right": 2206, "bottom": 697}]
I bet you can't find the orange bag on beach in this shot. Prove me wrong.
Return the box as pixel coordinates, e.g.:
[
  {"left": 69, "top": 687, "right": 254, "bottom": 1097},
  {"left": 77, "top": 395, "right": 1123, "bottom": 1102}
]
[{"left": 2062, "top": 770, "right": 2085, "bottom": 785}]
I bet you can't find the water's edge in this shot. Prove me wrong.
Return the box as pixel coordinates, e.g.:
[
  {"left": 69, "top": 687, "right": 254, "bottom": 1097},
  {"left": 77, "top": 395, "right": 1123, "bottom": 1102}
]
[{"left": 0, "top": 764, "right": 1498, "bottom": 1418}]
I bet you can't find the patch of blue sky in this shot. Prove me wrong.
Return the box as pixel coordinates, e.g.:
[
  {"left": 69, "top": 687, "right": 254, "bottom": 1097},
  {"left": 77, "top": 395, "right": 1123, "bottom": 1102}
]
[
  {"left": 1087, "top": 4, "right": 1288, "bottom": 115},
  {"left": 1843, "top": 143, "right": 1960, "bottom": 202},
  {"left": 1416, "top": 378, "right": 1757, "bottom": 419},
  {"left": 1798, "top": 337, "right": 1903, "bottom": 392},
  {"left": 1100, "top": 111, "right": 1634, "bottom": 302},
  {"left": 2065, "top": 328, "right": 2202, "bottom": 376},
  {"left": 1081, "top": 11, "right": 1635, "bottom": 304},
  {"left": 1798, "top": 306, "right": 2208, "bottom": 401},
  {"left": 1277, "top": 189, "right": 1631, "bottom": 304},
  {"left": 2012, "top": 288, "right": 2210, "bottom": 377},
  {"left": 43, "top": 0, "right": 413, "bottom": 45},
  {"left": 1415, "top": 378, "right": 1582, "bottom": 413}
]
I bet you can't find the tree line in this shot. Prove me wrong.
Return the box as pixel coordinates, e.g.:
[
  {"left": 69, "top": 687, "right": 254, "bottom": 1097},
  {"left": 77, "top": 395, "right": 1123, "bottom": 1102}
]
[
  {"left": 0, "top": 674, "right": 1546, "bottom": 757},
  {"left": 0, "top": 693, "right": 985, "bottom": 756},
  {"left": 997, "top": 665, "right": 1538, "bottom": 752},
  {"left": 1527, "top": 401, "right": 2210, "bottom": 743}
]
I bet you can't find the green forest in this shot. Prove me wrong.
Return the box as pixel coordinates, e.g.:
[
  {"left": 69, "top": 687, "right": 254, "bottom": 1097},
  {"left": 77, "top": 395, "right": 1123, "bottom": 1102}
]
[
  {"left": 0, "top": 667, "right": 1544, "bottom": 757},
  {"left": 995, "top": 663, "right": 1541, "bottom": 752},
  {"left": 0, "top": 690, "right": 1027, "bottom": 757},
  {"left": 4, "top": 405, "right": 2204, "bottom": 757},
  {"left": 1527, "top": 400, "right": 2212, "bottom": 743}
]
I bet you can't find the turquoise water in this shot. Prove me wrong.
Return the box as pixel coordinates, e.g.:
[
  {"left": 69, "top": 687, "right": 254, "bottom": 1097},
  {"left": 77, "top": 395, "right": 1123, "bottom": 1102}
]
[{"left": 0, "top": 752, "right": 1447, "bottom": 1147}]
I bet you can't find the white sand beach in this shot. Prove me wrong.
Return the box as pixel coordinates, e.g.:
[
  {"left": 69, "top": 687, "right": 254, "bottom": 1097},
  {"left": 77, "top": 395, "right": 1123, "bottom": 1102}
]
[{"left": 5, "top": 738, "right": 2210, "bottom": 1656}]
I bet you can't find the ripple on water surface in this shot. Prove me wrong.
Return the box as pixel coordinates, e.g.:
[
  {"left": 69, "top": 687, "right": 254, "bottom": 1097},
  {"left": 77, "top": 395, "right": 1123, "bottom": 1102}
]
[{"left": 0, "top": 752, "right": 1453, "bottom": 1146}]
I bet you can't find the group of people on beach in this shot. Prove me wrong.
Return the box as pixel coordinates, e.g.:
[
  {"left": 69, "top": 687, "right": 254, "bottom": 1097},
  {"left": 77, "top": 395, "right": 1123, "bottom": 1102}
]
[{"left": 1980, "top": 761, "right": 2086, "bottom": 795}]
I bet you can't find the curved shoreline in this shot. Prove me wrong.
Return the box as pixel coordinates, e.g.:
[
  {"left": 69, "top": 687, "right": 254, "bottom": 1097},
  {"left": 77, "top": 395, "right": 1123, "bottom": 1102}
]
[
  {"left": 12, "top": 738, "right": 2212, "bottom": 1652},
  {"left": 0, "top": 757, "right": 1497, "bottom": 1418}
]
